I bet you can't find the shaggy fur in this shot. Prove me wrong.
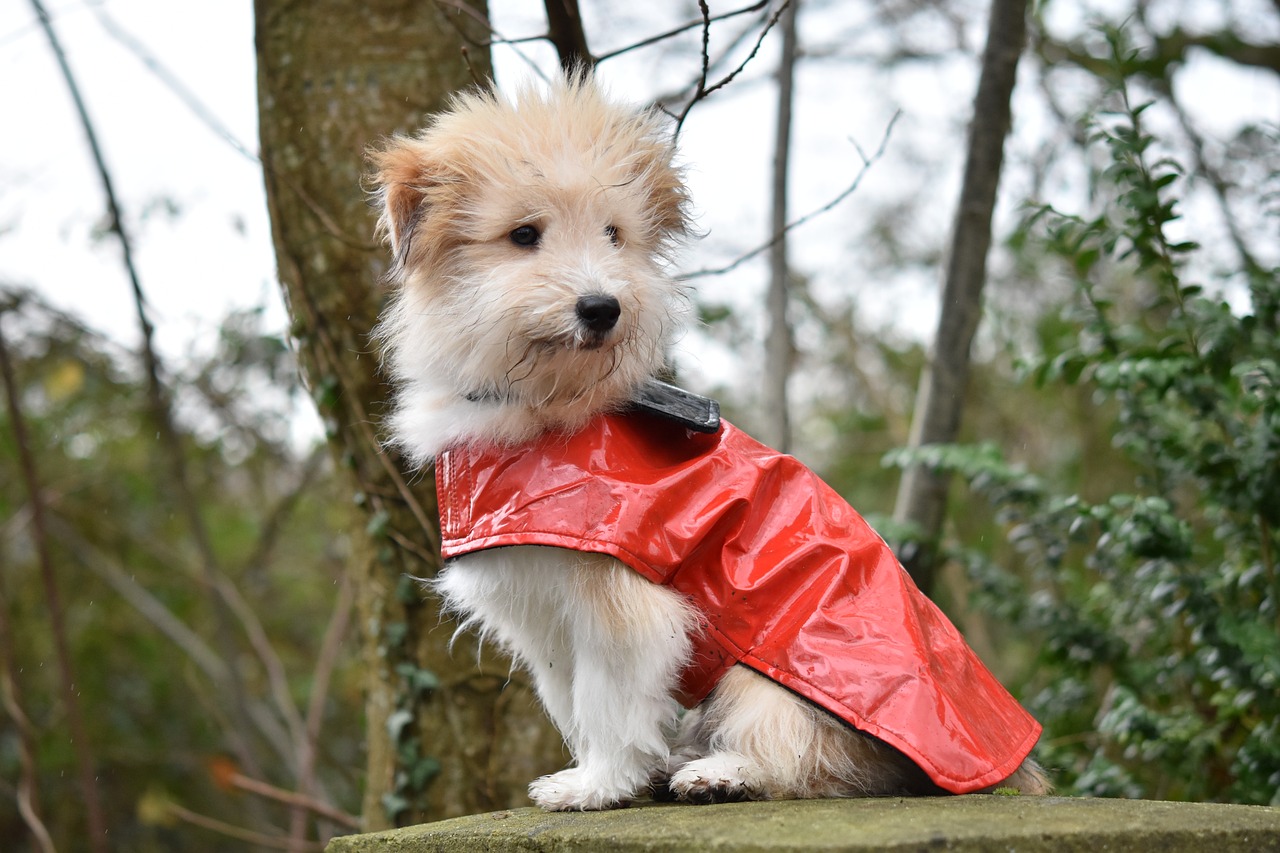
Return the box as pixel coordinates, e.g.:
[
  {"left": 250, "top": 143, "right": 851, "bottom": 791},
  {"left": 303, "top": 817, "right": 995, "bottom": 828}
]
[{"left": 370, "top": 76, "right": 1048, "bottom": 811}]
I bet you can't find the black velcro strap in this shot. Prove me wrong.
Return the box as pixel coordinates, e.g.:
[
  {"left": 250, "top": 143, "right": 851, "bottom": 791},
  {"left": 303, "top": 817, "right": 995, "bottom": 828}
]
[{"left": 629, "top": 378, "right": 721, "bottom": 433}]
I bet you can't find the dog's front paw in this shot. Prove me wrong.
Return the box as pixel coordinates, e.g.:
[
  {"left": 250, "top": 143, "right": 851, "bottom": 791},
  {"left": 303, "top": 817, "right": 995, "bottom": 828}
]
[
  {"left": 667, "top": 754, "right": 762, "bottom": 804},
  {"left": 528, "top": 768, "right": 631, "bottom": 811}
]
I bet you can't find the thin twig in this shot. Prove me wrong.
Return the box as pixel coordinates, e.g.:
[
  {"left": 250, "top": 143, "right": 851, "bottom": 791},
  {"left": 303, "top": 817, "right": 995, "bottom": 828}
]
[
  {"left": 0, "top": 553, "right": 56, "bottom": 853},
  {"left": 28, "top": 0, "right": 267, "bottom": 784},
  {"left": 231, "top": 769, "right": 360, "bottom": 831},
  {"left": 87, "top": 2, "right": 259, "bottom": 162},
  {"left": 675, "top": 0, "right": 791, "bottom": 137},
  {"left": 51, "top": 521, "right": 229, "bottom": 683},
  {"left": 99, "top": 0, "right": 377, "bottom": 262},
  {"left": 432, "top": 0, "right": 553, "bottom": 85},
  {"left": 288, "top": 571, "right": 356, "bottom": 846},
  {"left": 214, "top": 574, "right": 308, "bottom": 759},
  {"left": 679, "top": 0, "right": 713, "bottom": 136},
  {"left": 681, "top": 110, "right": 901, "bottom": 279},
  {"left": 387, "top": 528, "right": 439, "bottom": 565},
  {"left": 597, "top": 0, "right": 770, "bottom": 63},
  {"left": 651, "top": 11, "right": 773, "bottom": 107},
  {"left": 165, "top": 800, "right": 324, "bottom": 852},
  {"left": 0, "top": 128, "right": 108, "bottom": 853},
  {"left": 699, "top": 0, "right": 790, "bottom": 101},
  {"left": 239, "top": 446, "right": 329, "bottom": 587}
]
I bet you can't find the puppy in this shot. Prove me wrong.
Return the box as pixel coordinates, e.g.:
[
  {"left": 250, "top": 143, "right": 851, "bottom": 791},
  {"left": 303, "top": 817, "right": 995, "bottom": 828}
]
[{"left": 370, "top": 75, "right": 1048, "bottom": 811}]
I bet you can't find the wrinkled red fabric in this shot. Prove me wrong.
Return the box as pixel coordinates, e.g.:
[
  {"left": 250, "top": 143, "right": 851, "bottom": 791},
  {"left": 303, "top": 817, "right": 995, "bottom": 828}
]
[{"left": 436, "top": 411, "right": 1041, "bottom": 793}]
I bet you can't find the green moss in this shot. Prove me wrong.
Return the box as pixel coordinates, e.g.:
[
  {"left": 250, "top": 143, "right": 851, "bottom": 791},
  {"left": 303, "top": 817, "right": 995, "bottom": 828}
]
[{"left": 327, "top": 796, "right": 1280, "bottom": 853}]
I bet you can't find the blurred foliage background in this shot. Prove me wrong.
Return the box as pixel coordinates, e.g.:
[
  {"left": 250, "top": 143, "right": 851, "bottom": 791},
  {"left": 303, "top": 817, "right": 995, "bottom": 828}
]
[{"left": 2, "top": 0, "right": 1277, "bottom": 850}]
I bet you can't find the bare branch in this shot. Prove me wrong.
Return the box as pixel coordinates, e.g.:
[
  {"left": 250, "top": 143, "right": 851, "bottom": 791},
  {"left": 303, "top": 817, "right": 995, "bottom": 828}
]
[
  {"left": 597, "top": 1, "right": 770, "bottom": 63},
  {"left": 0, "top": 560, "right": 55, "bottom": 853},
  {"left": 675, "top": 0, "right": 791, "bottom": 137},
  {"left": 164, "top": 800, "right": 324, "bottom": 852},
  {"left": 88, "top": 2, "right": 259, "bottom": 162},
  {"left": 1128, "top": 6, "right": 1266, "bottom": 276},
  {"left": 289, "top": 570, "right": 356, "bottom": 844},
  {"left": 432, "top": 0, "right": 557, "bottom": 84},
  {"left": 681, "top": 110, "right": 901, "bottom": 280},
  {"left": 0, "top": 295, "right": 108, "bottom": 850},
  {"left": 28, "top": 0, "right": 268, "bottom": 784},
  {"left": 230, "top": 768, "right": 360, "bottom": 831},
  {"left": 51, "top": 521, "right": 229, "bottom": 683},
  {"left": 215, "top": 574, "right": 308, "bottom": 756},
  {"left": 700, "top": 0, "right": 790, "bottom": 100}
]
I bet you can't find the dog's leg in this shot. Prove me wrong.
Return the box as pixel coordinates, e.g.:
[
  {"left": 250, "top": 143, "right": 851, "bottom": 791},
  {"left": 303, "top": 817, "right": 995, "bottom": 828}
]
[
  {"left": 527, "top": 555, "right": 696, "bottom": 811},
  {"left": 432, "top": 550, "right": 577, "bottom": 737},
  {"left": 669, "top": 665, "right": 938, "bottom": 802}
]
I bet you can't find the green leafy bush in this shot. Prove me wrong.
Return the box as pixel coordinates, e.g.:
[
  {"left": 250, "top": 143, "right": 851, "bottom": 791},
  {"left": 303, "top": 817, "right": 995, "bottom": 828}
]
[{"left": 891, "top": 28, "right": 1279, "bottom": 803}]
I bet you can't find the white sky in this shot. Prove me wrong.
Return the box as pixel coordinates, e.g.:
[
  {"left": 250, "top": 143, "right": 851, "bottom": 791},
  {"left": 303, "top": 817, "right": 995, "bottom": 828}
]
[
  {"left": 0, "top": 2, "right": 959, "bottom": 361},
  {"left": 2, "top": 1, "right": 1276, "bottom": 447}
]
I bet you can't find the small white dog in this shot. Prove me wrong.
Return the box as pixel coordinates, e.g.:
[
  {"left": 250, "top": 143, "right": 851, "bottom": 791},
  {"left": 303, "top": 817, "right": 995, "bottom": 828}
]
[{"left": 370, "top": 76, "right": 1048, "bottom": 811}]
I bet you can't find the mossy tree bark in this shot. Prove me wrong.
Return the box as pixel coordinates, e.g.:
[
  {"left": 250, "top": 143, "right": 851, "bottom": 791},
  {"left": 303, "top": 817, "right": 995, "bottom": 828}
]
[{"left": 254, "top": 1, "right": 564, "bottom": 829}]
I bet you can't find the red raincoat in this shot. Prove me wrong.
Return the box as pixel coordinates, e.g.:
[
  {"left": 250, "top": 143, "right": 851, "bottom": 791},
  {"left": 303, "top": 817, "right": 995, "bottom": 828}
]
[{"left": 436, "top": 410, "right": 1041, "bottom": 793}]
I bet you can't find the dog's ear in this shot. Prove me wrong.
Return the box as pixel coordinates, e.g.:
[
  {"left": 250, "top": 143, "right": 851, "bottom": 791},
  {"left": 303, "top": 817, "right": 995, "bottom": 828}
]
[
  {"left": 627, "top": 129, "right": 691, "bottom": 247},
  {"left": 640, "top": 150, "right": 691, "bottom": 244},
  {"left": 368, "top": 139, "right": 436, "bottom": 271}
]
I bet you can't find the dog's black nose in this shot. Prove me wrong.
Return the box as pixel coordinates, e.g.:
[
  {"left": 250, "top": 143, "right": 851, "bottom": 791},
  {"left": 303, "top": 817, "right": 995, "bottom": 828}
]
[{"left": 576, "top": 294, "right": 621, "bottom": 334}]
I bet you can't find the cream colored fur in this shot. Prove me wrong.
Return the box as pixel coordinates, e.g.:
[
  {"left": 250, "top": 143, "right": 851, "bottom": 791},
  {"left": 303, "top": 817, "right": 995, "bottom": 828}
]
[{"left": 371, "top": 76, "right": 1048, "bottom": 811}]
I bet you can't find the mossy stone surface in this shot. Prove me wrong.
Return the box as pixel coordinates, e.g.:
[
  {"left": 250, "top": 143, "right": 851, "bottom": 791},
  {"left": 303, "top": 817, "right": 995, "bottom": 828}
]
[{"left": 326, "top": 795, "right": 1280, "bottom": 852}]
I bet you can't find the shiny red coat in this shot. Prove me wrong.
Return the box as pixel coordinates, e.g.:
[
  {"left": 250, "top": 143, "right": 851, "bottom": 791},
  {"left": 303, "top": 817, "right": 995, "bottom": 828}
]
[{"left": 436, "top": 411, "right": 1041, "bottom": 793}]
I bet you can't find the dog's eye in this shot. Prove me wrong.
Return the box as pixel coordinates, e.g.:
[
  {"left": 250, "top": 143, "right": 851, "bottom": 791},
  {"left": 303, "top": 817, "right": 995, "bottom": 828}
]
[
  {"left": 510, "top": 225, "right": 541, "bottom": 247},
  {"left": 605, "top": 224, "right": 620, "bottom": 246}
]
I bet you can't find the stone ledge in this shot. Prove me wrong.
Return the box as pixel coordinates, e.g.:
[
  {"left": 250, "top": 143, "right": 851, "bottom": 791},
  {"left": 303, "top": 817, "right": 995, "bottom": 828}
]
[{"left": 325, "top": 795, "right": 1280, "bottom": 852}]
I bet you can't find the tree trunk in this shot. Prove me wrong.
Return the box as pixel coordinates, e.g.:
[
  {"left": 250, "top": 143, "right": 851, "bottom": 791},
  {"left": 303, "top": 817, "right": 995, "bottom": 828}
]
[
  {"left": 764, "top": 0, "right": 799, "bottom": 453},
  {"left": 544, "top": 0, "right": 594, "bottom": 71},
  {"left": 892, "top": 0, "right": 1028, "bottom": 596},
  {"left": 255, "top": 1, "right": 563, "bottom": 829}
]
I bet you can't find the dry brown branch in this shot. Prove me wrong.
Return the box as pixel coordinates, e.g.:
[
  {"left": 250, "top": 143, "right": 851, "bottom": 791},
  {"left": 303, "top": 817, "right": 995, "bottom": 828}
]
[
  {"left": 431, "top": 0, "right": 556, "bottom": 85},
  {"left": 651, "top": 9, "right": 775, "bottom": 107}
]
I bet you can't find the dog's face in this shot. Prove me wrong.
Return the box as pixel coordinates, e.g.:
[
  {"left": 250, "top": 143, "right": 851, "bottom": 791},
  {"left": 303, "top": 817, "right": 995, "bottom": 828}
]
[{"left": 371, "top": 81, "right": 690, "bottom": 428}]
